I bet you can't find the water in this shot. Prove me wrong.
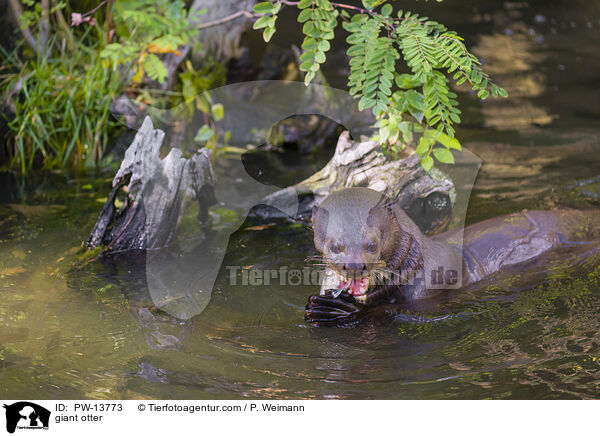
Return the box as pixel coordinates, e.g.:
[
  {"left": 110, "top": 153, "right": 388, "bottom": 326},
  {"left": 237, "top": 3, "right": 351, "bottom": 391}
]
[{"left": 2, "top": 0, "right": 600, "bottom": 399}]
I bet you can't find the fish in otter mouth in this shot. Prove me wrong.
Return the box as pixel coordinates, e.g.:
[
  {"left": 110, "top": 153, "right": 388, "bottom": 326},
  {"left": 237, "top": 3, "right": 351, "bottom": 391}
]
[{"left": 325, "top": 269, "right": 371, "bottom": 300}]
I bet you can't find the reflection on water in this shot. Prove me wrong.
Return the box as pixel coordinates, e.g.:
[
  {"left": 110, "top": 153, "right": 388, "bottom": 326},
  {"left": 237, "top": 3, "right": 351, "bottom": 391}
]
[
  {"left": 2, "top": 0, "right": 600, "bottom": 399},
  {"left": 472, "top": 8, "right": 555, "bottom": 129}
]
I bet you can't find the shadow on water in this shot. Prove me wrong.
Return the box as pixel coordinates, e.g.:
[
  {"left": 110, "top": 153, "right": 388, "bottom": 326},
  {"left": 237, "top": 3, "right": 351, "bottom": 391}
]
[{"left": 2, "top": 0, "right": 600, "bottom": 399}]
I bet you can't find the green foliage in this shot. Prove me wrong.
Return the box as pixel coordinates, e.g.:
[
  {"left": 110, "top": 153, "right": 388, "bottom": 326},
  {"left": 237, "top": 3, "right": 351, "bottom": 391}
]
[
  {"left": 101, "top": 0, "right": 200, "bottom": 84},
  {"left": 1, "top": 21, "right": 122, "bottom": 172},
  {"left": 344, "top": 14, "right": 398, "bottom": 114},
  {"left": 175, "top": 60, "right": 230, "bottom": 154},
  {"left": 253, "top": 1, "right": 508, "bottom": 170},
  {"left": 296, "top": 0, "right": 337, "bottom": 85},
  {"left": 1, "top": 0, "right": 224, "bottom": 173},
  {"left": 252, "top": 1, "right": 281, "bottom": 43}
]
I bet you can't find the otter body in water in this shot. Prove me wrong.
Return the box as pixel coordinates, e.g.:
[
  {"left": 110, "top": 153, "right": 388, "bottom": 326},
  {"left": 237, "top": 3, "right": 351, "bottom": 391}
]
[{"left": 306, "top": 187, "right": 600, "bottom": 325}]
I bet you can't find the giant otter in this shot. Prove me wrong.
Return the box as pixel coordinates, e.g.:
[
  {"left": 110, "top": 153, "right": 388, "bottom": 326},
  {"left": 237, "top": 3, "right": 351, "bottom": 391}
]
[{"left": 305, "top": 187, "right": 600, "bottom": 326}]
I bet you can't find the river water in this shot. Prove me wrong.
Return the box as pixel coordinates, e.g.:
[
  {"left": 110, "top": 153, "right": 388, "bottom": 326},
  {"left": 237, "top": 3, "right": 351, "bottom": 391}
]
[{"left": 2, "top": 0, "right": 600, "bottom": 399}]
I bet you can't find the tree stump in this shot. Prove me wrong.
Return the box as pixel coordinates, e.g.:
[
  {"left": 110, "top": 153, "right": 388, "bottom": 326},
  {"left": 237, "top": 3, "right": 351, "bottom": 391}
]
[{"left": 88, "top": 116, "right": 216, "bottom": 251}]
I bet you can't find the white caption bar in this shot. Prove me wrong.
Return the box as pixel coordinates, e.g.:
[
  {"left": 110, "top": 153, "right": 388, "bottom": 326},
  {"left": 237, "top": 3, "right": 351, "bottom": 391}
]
[{"left": 0, "top": 400, "right": 596, "bottom": 436}]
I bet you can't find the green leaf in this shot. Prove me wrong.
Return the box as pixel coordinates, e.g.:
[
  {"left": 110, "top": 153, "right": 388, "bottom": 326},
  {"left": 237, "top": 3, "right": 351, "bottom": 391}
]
[
  {"left": 304, "top": 70, "right": 316, "bottom": 85},
  {"left": 302, "top": 37, "right": 317, "bottom": 50},
  {"left": 491, "top": 84, "right": 498, "bottom": 98},
  {"left": 398, "top": 121, "right": 413, "bottom": 143},
  {"left": 406, "top": 90, "right": 424, "bottom": 111},
  {"left": 438, "top": 132, "right": 461, "bottom": 150},
  {"left": 298, "top": 8, "right": 312, "bottom": 23},
  {"left": 421, "top": 155, "right": 434, "bottom": 171},
  {"left": 254, "top": 2, "right": 275, "bottom": 14},
  {"left": 381, "top": 4, "right": 393, "bottom": 16},
  {"left": 144, "top": 53, "right": 168, "bottom": 83},
  {"left": 211, "top": 103, "right": 224, "bottom": 121},
  {"left": 358, "top": 96, "right": 376, "bottom": 111},
  {"left": 299, "top": 61, "right": 313, "bottom": 71},
  {"left": 253, "top": 15, "right": 274, "bottom": 29},
  {"left": 395, "top": 74, "right": 422, "bottom": 89},
  {"left": 195, "top": 125, "right": 214, "bottom": 142},
  {"left": 318, "top": 40, "right": 330, "bottom": 51},
  {"left": 433, "top": 147, "right": 454, "bottom": 164},
  {"left": 263, "top": 25, "right": 276, "bottom": 42},
  {"left": 416, "top": 138, "right": 430, "bottom": 155}
]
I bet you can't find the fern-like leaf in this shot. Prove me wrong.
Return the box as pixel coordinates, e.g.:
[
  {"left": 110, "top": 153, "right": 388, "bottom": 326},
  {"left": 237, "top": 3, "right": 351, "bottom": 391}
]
[{"left": 298, "top": 0, "right": 337, "bottom": 85}]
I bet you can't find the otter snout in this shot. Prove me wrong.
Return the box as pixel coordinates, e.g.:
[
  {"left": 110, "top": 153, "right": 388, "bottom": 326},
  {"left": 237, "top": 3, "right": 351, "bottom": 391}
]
[{"left": 342, "top": 262, "right": 367, "bottom": 273}]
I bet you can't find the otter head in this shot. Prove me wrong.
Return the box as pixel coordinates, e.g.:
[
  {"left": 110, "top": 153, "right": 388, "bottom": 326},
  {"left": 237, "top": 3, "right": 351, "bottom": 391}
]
[{"left": 311, "top": 187, "right": 404, "bottom": 300}]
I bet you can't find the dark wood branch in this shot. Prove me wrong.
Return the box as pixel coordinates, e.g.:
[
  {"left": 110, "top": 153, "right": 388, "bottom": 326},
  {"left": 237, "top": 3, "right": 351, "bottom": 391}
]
[
  {"left": 259, "top": 131, "right": 456, "bottom": 234},
  {"left": 88, "top": 117, "right": 217, "bottom": 252},
  {"left": 81, "top": 0, "right": 108, "bottom": 18},
  {"left": 196, "top": 9, "right": 255, "bottom": 30}
]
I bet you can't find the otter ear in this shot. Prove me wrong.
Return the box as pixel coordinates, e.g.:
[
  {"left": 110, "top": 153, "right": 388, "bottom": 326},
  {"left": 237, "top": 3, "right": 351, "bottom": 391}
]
[
  {"left": 311, "top": 205, "right": 320, "bottom": 224},
  {"left": 367, "top": 200, "right": 396, "bottom": 227},
  {"left": 311, "top": 205, "right": 329, "bottom": 252},
  {"left": 311, "top": 205, "right": 330, "bottom": 224}
]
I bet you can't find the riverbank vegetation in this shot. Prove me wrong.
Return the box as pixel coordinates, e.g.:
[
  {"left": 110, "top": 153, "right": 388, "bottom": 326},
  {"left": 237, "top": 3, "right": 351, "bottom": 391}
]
[
  {"left": 1, "top": 0, "right": 225, "bottom": 172},
  {"left": 1, "top": 0, "right": 505, "bottom": 173}
]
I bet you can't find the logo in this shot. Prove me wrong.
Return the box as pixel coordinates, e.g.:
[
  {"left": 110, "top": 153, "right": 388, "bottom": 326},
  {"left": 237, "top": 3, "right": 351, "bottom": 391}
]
[{"left": 3, "top": 402, "right": 50, "bottom": 434}]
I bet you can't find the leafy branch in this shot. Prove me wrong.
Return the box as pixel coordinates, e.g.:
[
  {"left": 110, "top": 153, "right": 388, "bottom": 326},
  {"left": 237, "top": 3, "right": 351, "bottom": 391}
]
[{"left": 251, "top": 0, "right": 508, "bottom": 170}]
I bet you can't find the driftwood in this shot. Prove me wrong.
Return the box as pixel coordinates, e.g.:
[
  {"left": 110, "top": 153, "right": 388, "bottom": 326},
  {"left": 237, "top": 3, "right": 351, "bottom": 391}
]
[
  {"left": 88, "top": 116, "right": 216, "bottom": 251},
  {"left": 256, "top": 131, "right": 457, "bottom": 234},
  {"left": 96, "top": 76, "right": 464, "bottom": 256}
]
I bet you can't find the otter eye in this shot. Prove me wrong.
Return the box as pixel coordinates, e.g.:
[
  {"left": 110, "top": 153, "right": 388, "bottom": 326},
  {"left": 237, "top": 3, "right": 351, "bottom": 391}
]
[
  {"left": 365, "top": 241, "right": 378, "bottom": 253},
  {"left": 329, "top": 242, "right": 343, "bottom": 254}
]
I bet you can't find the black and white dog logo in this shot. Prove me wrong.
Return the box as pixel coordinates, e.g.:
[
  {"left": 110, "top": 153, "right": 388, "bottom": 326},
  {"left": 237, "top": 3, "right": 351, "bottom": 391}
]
[{"left": 3, "top": 402, "right": 50, "bottom": 434}]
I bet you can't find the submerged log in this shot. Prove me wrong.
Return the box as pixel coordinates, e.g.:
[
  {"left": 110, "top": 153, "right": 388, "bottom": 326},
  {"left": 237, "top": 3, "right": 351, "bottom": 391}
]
[{"left": 88, "top": 116, "right": 216, "bottom": 251}]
